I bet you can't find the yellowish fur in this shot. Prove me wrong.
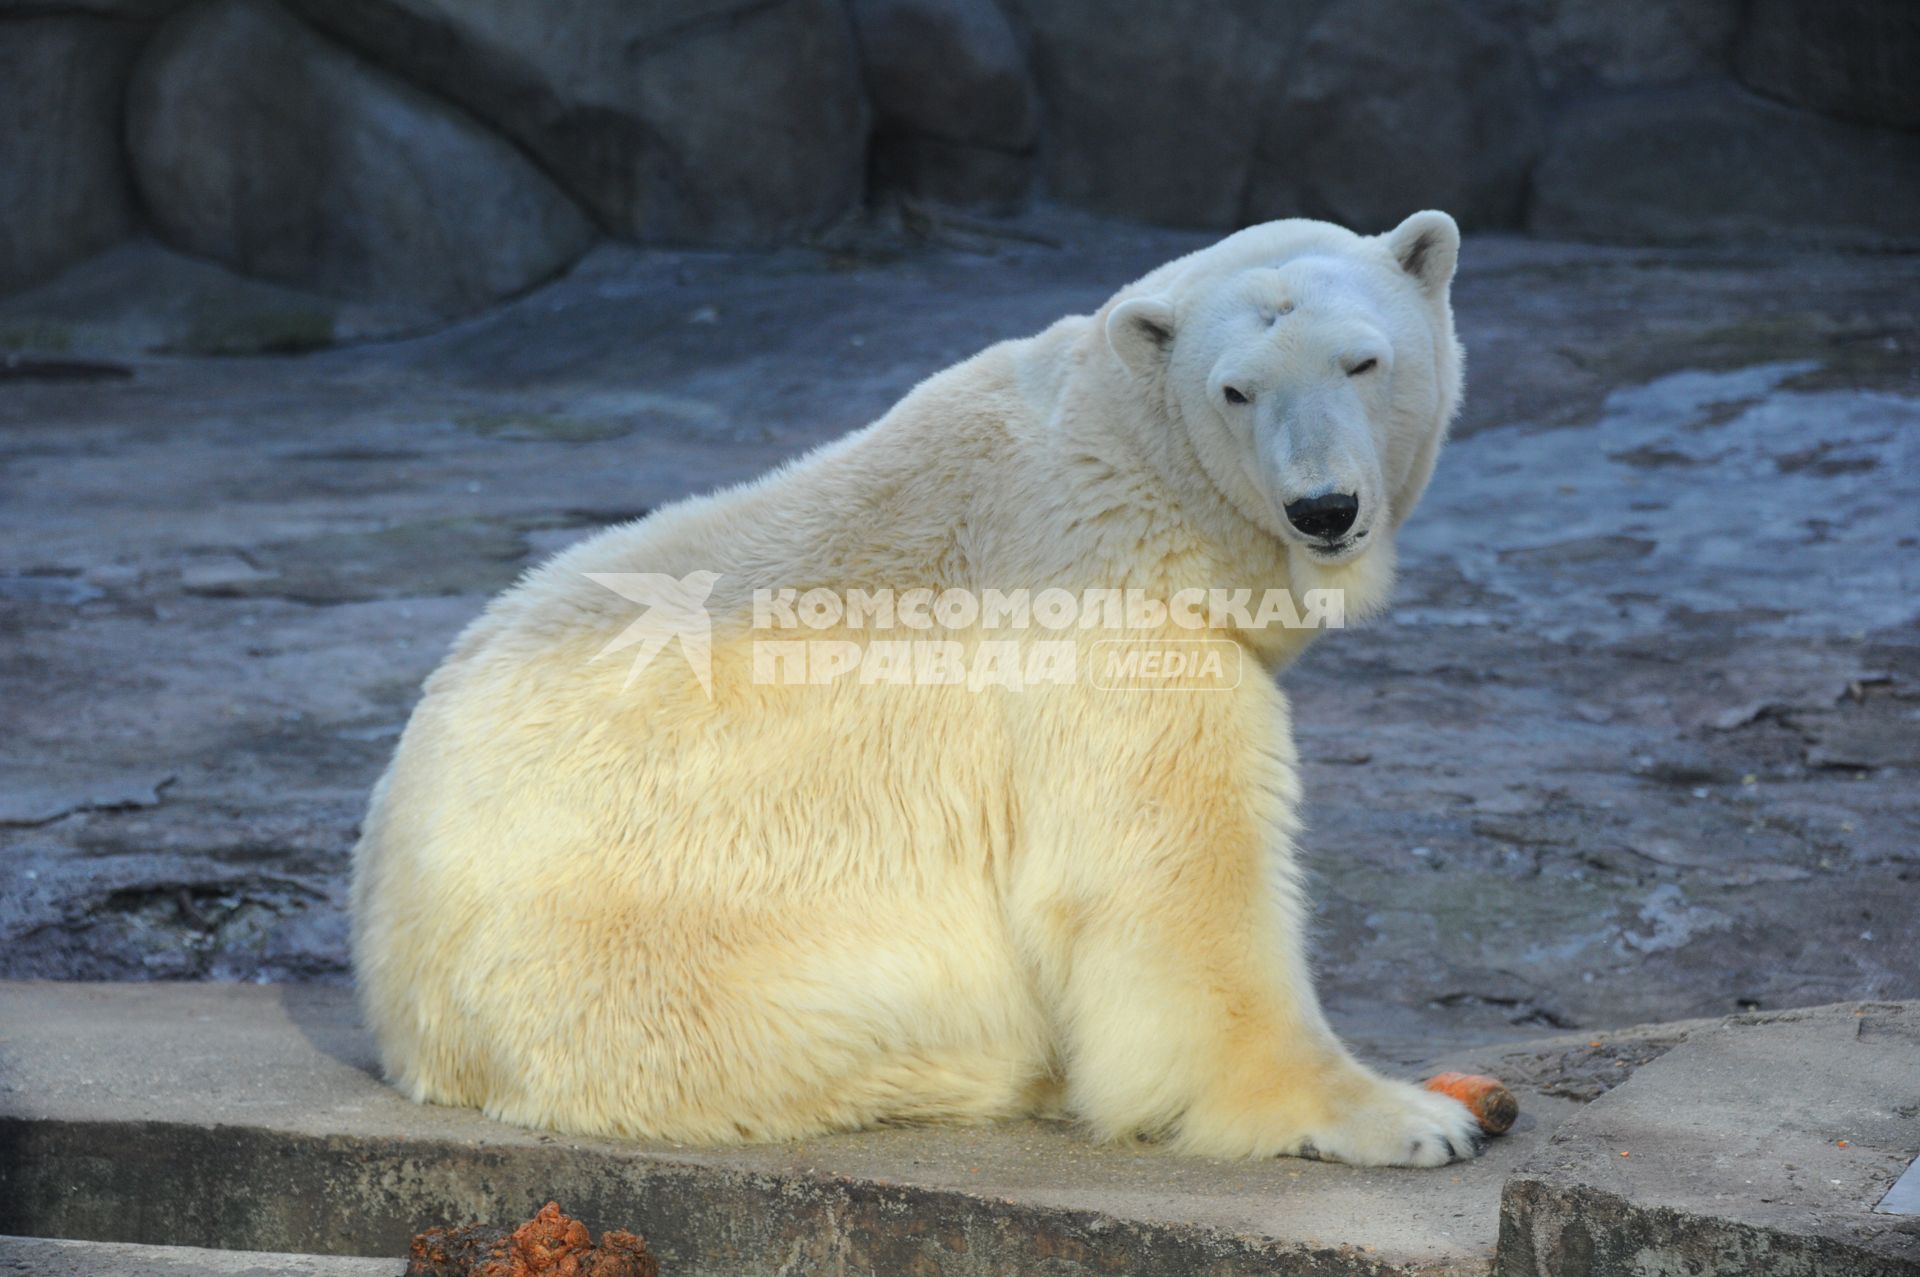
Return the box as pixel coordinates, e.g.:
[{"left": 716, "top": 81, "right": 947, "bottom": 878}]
[{"left": 354, "top": 213, "right": 1478, "bottom": 1165}]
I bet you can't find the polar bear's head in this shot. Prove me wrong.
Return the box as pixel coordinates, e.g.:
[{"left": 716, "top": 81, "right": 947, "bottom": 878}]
[{"left": 1106, "top": 212, "right": 1463, "bottom": 565}]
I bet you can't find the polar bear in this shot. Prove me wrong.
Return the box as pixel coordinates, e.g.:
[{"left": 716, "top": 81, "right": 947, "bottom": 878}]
[{"left": 353, "top": 211, "right": 1475, "bottom": 1165}]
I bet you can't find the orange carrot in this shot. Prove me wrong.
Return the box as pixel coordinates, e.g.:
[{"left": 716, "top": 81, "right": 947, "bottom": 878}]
[{"left": 1425, "top": 1072, "right": 1519, "bottom": 1136}]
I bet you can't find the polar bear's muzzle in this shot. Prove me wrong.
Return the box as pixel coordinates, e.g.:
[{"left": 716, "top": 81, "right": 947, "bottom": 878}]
[{"left": 1258, "top": 399, "right": 1384, "bottom": 559}]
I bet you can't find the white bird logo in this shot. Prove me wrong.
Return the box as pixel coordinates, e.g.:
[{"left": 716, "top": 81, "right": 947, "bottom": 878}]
[{"left": 584, "top": 570, "right": 721, "bottom": 696}]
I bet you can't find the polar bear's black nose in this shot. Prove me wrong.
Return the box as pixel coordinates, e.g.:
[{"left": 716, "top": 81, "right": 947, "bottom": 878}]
[{"left": 1284, "top": 492, "right": 1360, "bottom": 542}]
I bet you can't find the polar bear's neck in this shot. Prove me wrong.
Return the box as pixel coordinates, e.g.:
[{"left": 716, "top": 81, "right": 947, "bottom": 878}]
[{"left": 614, "top": 318, "right": 1398, "bottom": 676}]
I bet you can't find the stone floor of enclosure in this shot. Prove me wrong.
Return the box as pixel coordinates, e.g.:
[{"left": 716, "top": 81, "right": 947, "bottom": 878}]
[{"left": 1, "top": 209, "right": 1916, "bottom": 1067}]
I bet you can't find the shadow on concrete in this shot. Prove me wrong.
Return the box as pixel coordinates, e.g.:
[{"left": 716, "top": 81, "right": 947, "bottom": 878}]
[{"left": 278, "top": 982, "right": 381, "bottom": 1081}]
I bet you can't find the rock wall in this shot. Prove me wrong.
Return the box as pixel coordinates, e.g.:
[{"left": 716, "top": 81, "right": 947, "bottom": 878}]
[
  {"left": 127, "top": 0, "right": 595, "bottom": 311},
  {"left": 0, "top": 16, "right": 146, "bottom": 295},
  {"left": 3, "top": 0, "right": 1916, "bottom": 306}
]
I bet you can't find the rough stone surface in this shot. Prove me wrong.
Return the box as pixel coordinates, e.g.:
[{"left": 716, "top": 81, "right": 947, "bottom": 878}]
[
  {"left": 0, "top": 240, "right": 442, "bottom": 356},
  {"left": 1483, "top": 0, "right": 1741, "bottom": 91},
  {"left": 126, "top": 0, "right": 595, "bottom": 313},
  {"left": 0, "top": 17, "right": 143, "bottom": 293},
  {"left": 0, "top": 0, "right": 184, "bottom": 13},
  {"left": 3, "top": 0, "right": 1918, "bottom": 289},
  {"left": 0, "top": 1237, "right": 398, "bottom": 1276},
  {"left": 1001, "top": 0, "right": 1323, "bottom": 227},
  {"left": 0, "top": 981, "right": 1588, "bottom": 1275},
  {"left": 851, "top": 0, "right": 1036, "bottom": 208},
  {"left": 1, "top": 221, "right": 1917, "bottom": 1047},
  {"left": 1248, "top": 0, "right": 1543, "bottom": 231},
  {"left": 285, "top": 0, "right": 869, "bottom": 246},
  {"left": 1531, "top": 82, "right": 1920, "bottom": 250},
  {"left": 850, "top": 0, "right": 1035, "bottom": 149},
  {"left": 870, "top": 134, "right": 1033, "bottom": 211},
  {"left": 3, "top": 0, "right": 1916, "bottom": 284},
  {"left": 0, "top": 770, "right": 169, "bottom": 827},
  {"left": 1736, "top": 0, "right": 1920, "bottom": 132},
  {"left": 1498, "top": 1003, "right": 1920, "bottom": 1276}
]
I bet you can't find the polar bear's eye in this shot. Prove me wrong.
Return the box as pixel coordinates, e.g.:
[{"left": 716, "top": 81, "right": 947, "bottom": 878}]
[
  {"left": 1348, "top": 358, "right": 1379, "bottom": 377},
  {"left": 1223, "top": 386, "right": 1250, "bottom": 405}
]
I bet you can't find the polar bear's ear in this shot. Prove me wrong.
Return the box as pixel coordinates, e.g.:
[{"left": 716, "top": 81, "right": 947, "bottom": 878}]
[
  {"left": 1385, "top": 211, "right": 1460, "bottom": 297},
  {"left": 1106, "top": 296, "right": 1177, "bottom": 379}
]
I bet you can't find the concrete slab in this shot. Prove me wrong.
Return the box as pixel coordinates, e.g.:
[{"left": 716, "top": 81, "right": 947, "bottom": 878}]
[
  {"left": 0, "top": 980, "right": 1590, "bottom": 1276},
  {"left": 1498, "top": 1002, "right": 1920, "bottom": 1275},
  {"left": 0, "top": 1236, "right": 398, "bottom": 1276}
]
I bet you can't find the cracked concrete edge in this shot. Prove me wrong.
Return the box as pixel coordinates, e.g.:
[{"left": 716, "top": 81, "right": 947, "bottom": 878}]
[
  {"left": 1495, "top": 1179, "right": 1918, "bottom": 1277},
  {"left": 0, "top": 1117, "right": 1453, "bottom": 1277},
  {"left": 0, "top": 1235, "right": 399, "bottom": 1276},
  {"left": 1495, "top": 1003, "right": 1920, "bottom": 1277}
]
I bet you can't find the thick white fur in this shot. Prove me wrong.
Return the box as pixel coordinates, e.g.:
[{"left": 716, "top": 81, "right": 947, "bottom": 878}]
[{"left": 354, "top": 213, "right": 1474, "bottom": 1165}]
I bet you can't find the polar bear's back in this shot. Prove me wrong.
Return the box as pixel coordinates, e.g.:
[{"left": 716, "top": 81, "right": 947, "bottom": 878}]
[{"left": 350, "top": 333, "right": 1070, "bottom": 1141}]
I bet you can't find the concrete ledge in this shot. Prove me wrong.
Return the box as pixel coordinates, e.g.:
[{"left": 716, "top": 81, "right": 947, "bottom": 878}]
[
  {"left": 0, "top": 1236, "right": 398, "bottom": 1276},
  {"left": 10, "top": 983, "right": 1912, "bottom": 1275},
  {"left": 1497, "top": 1003, "right": 1920, "bottom": 1276},
  {"left": 0, "top": 981, "right": 1583, "bottom": 1277}
]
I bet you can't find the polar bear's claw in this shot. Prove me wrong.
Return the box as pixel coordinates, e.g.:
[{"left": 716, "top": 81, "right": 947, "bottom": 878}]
[{"left": 1291, "top": 1080, "right": 1488, "bottom": 1168}]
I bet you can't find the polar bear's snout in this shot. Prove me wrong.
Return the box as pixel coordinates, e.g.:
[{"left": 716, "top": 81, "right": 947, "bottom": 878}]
[
  {"left": 1282, "top": 491, "right": 1360, "bottom": 543},
  {"left": 1256, "top": 390, "right": 1387, "bottom": 559}
]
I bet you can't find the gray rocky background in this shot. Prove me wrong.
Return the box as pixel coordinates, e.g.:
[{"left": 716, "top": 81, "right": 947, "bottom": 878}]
[
  {"left": 4, "top": 0, "right": 1919, "bottom": 307},
  {"left": 0, "top": 0, "right": 1916, "bottom": 1057}
]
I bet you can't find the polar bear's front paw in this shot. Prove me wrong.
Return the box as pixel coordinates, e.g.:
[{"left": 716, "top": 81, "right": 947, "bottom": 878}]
[{"left": 1292, "top": 1080, "right": 1486, "bottom": 1168}]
